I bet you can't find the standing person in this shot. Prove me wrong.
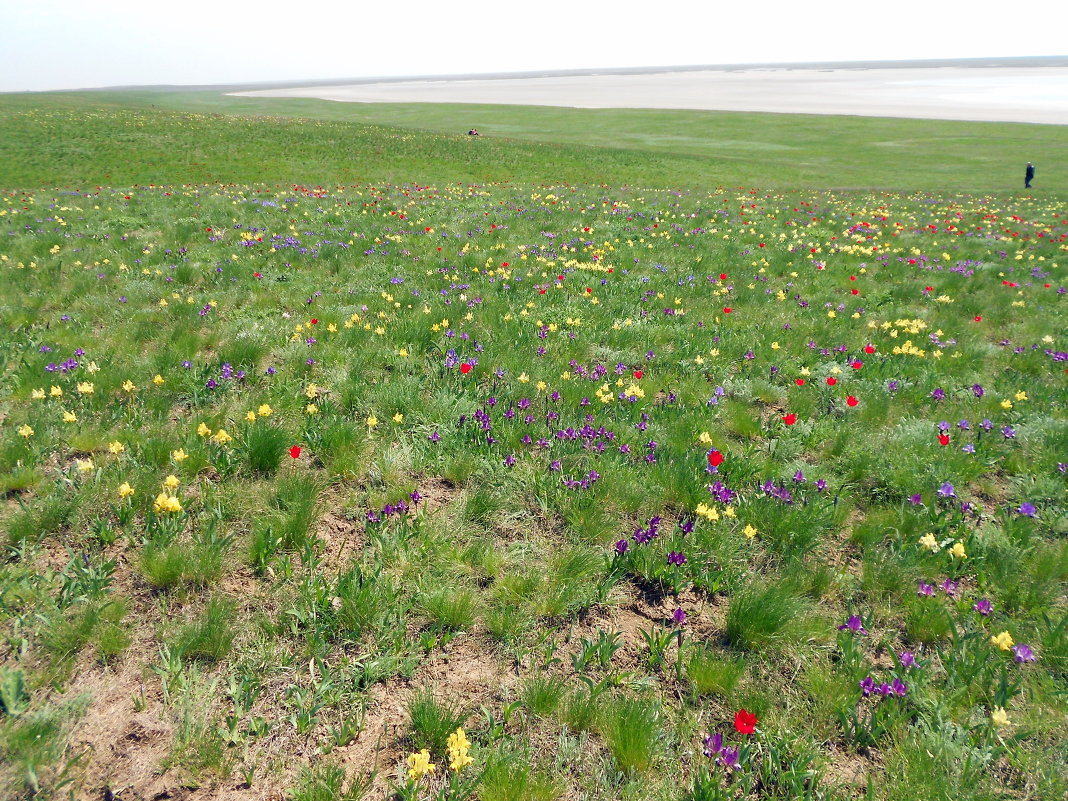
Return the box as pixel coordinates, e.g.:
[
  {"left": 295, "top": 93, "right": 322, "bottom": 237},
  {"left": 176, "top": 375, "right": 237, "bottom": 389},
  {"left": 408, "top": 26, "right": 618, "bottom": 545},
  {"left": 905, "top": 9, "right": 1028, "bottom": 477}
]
[{"left": 1025, "top": 162, "right": 1035, "bottom": 189}]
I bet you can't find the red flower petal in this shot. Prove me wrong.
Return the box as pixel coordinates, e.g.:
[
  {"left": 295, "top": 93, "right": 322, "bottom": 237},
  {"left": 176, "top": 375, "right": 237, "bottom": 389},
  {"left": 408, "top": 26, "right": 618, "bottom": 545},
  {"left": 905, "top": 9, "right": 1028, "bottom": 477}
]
[
  {"left": 289, "top": 446, "right": 301, "bottom": 459},
  {"left": 460, "top": 363, "right": 472, "bottom": 374},
  {"left": 633, "top": 370, "right": 643, "bottom": 379},
  {"left": 826, "top": 377, "right": 837, "bottom": 386},
  {"left": 708, "top": 449, "right": 724, "bottom": 467},
  {"left": 846, "top": 395, "right": 858, "bottom": 407},
  {"left": 734, "top": 708, "right": 757, "bottom": 734},
  {"left": 783, "top": 413, "right": 797, "bottom": 425}
]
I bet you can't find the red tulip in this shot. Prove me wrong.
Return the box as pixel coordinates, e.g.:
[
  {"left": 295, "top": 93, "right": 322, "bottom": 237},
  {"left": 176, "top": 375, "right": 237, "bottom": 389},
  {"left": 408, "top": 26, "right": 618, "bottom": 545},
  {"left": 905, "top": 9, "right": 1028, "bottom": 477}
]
[
  {"left": 734, "top": 708, "right": 758, "bottom": 734},
  {"left": 938, "top": 433, "right": 950, "bottom": 446},
  {"left": 633, "top": 370, "right": 643, "bottom": 379},
  {"left": 864, "top": 345, "right": 875, "bottom": 354},
  {"left": 974, "top": 315, "right": 982, "bottom": 322},
  {"left": 723, "top": 307, "right": 732, "bottom": 314},
  {"left": 852, "top": 361, "right": 862, "bottom": 370},
  {"left": 826, "top": 377, "right": 837, "bottom": 386},
  {"left": 310, "top": 319, "right": 318, "bottom": 325},
  {"left": 783, "top": 413, "right": 797, "bottom": 425},
  {"left": 708, "top": 449, "right": 724, "bottom": 467},
  {"left": 846, "top": 395, "right": 858, "bottom": 407},
  {"left": 289, "top": 446, "right": 301, "bottom": 459},
  {"left": 719, "top": 273, "right": 728, "bottom": 280},
  {"left": 460, "top": 363, "right": 472, "bottom": 374},
  {"left": 795, "top": 378, "right": 805, "bottom": 386}
]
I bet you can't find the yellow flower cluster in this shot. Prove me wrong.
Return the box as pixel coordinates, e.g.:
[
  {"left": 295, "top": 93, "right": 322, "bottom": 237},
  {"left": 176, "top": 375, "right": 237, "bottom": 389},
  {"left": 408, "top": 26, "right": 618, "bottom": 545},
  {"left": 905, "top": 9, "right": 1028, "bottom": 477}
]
[
  {"left": 447, "top": 727, "right": 473, "bottom": 773},
  {"left": 153, "top": 493, "right": 182, "bottom": 514},
  {"left": 406, "top": 748, "right": 435, "bottom": 780},
  {"left": 695, "top": 503, "right": 719, "bottom": 522},
  {"left": 990, "top": 631, "right": 1014, "bottom": 651}
]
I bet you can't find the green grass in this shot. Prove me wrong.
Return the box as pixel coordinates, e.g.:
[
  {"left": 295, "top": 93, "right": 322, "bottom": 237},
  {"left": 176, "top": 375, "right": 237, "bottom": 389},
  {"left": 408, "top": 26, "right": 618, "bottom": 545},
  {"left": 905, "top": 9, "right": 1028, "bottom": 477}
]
[
  {"left": 1, "top": 90, "right": 1066, "bottom": 193},
  {"left": 0, "top": 87, "right": 1064, "bottom": 801}
]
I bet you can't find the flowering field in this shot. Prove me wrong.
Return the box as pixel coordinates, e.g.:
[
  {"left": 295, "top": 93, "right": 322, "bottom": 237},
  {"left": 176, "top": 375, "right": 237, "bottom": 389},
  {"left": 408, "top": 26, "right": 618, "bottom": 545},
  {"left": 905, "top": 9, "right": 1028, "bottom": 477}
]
[{"left": 0, "top": 98, "right": 1066, "bottom": 801}]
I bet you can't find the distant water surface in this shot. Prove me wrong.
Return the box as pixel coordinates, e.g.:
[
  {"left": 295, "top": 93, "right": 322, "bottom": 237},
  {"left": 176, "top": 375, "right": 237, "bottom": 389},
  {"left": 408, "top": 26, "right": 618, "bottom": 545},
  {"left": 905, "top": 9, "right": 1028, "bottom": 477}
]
[{"left": 232, "top": 65, "right": 1068, "bottom": 124}]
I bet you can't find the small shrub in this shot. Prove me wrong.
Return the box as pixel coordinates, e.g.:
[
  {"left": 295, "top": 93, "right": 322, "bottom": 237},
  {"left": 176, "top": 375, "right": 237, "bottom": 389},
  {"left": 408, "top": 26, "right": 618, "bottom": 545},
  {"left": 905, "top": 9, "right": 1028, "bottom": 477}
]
[
  {"left": 725, "top": 582, "right": 806, "bottom": 651},
  {"left": 289, "top": 760, "right": 370, "bottom": 801},
  {"left": 174, "top": 597, "right": 236, "bottom": 663},
  {"left": 520, "top": 675, "right": 564, "bottom": 717},
  {"left": 243, "top": 422, "right": 289, "bottom": 477},
  {"left": 598, "top": 695, "right": 661, "bottom": 775},
  {"left": 686, "top": 646, "right": 744, "bottom": 699},
  {"left": 406, "top": 689, "right": 466, "bottom": 755},
  {"left": 421, "top": 586, "right": 476, "bottom": 632},
  {"left": 479, "top": 754, "right": 563, "bottom": 801}
]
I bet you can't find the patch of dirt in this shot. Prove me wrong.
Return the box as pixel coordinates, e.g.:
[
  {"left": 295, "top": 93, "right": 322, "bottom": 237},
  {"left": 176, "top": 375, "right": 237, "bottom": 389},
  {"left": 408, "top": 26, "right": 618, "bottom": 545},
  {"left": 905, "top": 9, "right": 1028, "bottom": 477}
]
[
  {"left": 334, "top": 633, "right": 515, "bottom": 798},
  {"left": 414, "top": 477, "right": 462, "bottom": 515},
  {"left": 821, "top": 745, "right": 879, "bottom": 794},
  {"left": 66, "top": 665, "right": 172, "bottom": 801}
]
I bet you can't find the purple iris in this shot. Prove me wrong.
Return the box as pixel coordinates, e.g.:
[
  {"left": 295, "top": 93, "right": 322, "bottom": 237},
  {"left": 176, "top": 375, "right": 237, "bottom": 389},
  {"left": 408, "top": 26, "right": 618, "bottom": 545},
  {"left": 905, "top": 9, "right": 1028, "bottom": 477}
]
[
  {"left": 973, "top": 599, "right": 992, "bottom": 616},
  {"left": 1017, "top": 502, "right": 1037, "bottom": 517},
  {"left": 1012, "top": 644, "right": 1036, "bottom": 663},
  {"left": 838, "top": 615, "right": 868, "bottom": 635}
]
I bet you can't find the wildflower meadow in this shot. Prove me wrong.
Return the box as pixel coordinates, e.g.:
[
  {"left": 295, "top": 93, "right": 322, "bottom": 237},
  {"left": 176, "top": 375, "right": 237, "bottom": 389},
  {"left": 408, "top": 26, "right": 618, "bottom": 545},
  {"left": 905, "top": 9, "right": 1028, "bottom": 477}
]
[{"left": 0, "top": 93, "right": 1065, "bottom": 801}]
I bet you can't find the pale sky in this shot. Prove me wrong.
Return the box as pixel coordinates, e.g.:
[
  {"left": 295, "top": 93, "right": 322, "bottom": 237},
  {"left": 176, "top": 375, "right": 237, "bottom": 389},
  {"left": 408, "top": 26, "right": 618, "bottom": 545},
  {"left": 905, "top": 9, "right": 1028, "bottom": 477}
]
[{"left": 1, "top": 0, "right": 1063, "bottom": 93}]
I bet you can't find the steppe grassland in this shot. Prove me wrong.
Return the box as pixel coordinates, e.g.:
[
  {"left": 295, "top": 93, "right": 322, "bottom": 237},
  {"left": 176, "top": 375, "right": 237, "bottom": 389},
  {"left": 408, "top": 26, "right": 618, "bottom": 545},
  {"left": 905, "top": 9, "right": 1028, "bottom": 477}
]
[{"left": 0, "top": 94, "right": 1065, "bottom": 801}]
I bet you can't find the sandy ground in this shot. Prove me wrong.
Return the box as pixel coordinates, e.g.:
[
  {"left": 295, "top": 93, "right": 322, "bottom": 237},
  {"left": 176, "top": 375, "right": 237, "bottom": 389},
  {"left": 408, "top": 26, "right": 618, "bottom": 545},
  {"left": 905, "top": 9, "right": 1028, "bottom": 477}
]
[{"left": 231, "top": 66, "right": 1068, "bottom": 125}]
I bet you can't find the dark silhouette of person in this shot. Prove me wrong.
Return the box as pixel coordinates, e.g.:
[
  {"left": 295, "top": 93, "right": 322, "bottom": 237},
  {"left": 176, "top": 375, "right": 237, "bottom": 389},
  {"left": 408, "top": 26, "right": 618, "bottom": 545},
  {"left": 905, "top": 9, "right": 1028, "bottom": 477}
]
[{"left": 1025, "top": 162, "right": 1035, "bottom": 189}]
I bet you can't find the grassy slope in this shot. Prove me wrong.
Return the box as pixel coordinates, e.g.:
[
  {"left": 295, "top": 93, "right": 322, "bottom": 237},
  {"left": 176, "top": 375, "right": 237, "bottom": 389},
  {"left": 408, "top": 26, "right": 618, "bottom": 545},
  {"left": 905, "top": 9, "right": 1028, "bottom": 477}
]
[
  {"left": 1, "top": 89, "right": 1066, "bottom": 193},
  {"left": 0, "top": 89, "right": 1064, "bottom": 801}
]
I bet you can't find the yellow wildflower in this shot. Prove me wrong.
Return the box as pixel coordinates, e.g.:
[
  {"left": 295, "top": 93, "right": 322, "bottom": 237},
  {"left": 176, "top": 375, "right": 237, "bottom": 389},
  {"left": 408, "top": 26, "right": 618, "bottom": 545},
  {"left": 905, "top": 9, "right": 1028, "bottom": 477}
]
[
  {"left": 162, "top": 474, "right": 180, "bottom": 490},
  {"left": 172, "top": 448, "right": 188, "bottom": 462},
  {"left": 197, "top": 422, "right": 211, "bottom": 437},
  {"left": 18, "top": 424, "right": 34, "bottom": 437},
  {"left": 153, "top": 374, "right": 165, "bottom": 386},
  {"left": 949, "top": 541, "right": 967, "bottom": 559},
  {"left": 990, "top": 707, "right": 1010, "bottom": 728},
  {"left": 305, "top": 403, "right": 319, "bottom": 414},
  {"left": 743, "top": 524, "right": 758, "bottom": 539},
  {"left": 122, "top": 380, "right": 137, "bottom": 392},
  {"left": 86, "top": 361, "right": 99, "bottom": 374},
  {"left": 447, "top": 727, "right": 473, "bottom": 773},
  {"left": 990, "top": 631, "right": 1014, "bottom": 651},
  {"left": 1014, "top": 391, "right": 1027, "bottom": 402},
  {"left": 305, "top": 383, "right": 319, "bottom": 399},
  {"left": 1000, "top": 399, "right": 1012, "bottom": 410},
  {"left": 63, "top": 410, "right": 78, "bottom": 423},
  {"left": 50, "top": 385, "right": 63, "bottom": 397},
  {"left": 698, "top": 431, "right": 713, "bottom": 446},
  {"left": 257, "top": 404, "right": 273, "bottom": 417},
  {"left": 75, "top": 458, "right": 94, "bottom": 474},
  {"left": 406, "top": 749, "right": 435, "bottom": 780},
  {"left": 212, "top": 428, "right": 233, "bottom": 445},
  {"left": 108, "top": 441, "right": 125, "bottom": 455},
  {"left": 153, "top": 493, "right": 182, "bottom": 514},
  {"left": 392, "top": 412, "right": 404, "bottom": 423},
  {"left": 245, "top": 410, "right": 257, "bottom": 422},
  {"left": 31, "top": 388, "right": 45, "bottom": 400},
  {"left": 919, "top": 533, "right": 940, "bottom": 553},
  {"left": 536, "top": 380, "right": 547, "bottom": 392},
  {"left": 77, "top": 381, "right": 94, "bottom": 395},
  {"left": 117, "top": 482, "right": 135, "bottom": 499},
  {"left": 366, "top": 414, "right": 378, "bottom": 429},
  {"left": 517, "top": 372, "right": 530, "bottom": 383}
]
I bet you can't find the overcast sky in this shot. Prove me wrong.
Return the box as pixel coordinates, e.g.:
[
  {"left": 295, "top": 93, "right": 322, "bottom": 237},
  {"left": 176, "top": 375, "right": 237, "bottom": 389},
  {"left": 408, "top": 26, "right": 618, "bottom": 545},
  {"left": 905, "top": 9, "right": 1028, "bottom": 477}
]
[{"left": 2, "top": 0, "right": 1064, "bottom": 93}]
